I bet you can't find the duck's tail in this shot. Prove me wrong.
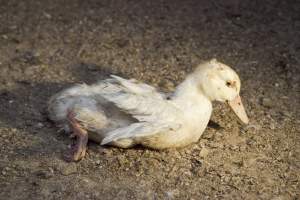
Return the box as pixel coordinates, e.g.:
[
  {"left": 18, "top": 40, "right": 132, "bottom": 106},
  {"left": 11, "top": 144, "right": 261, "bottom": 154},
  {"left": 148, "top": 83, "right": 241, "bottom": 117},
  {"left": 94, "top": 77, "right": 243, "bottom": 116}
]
[{"left": 47, "top": 83, "right": 98, "bottom": 124}]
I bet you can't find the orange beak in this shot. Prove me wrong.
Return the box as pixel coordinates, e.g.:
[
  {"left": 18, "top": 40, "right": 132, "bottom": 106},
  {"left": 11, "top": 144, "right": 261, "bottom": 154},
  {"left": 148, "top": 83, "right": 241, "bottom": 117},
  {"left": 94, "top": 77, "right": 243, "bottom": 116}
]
[{"left": 227, "top": 95, "right": 249, "bottom": 124}]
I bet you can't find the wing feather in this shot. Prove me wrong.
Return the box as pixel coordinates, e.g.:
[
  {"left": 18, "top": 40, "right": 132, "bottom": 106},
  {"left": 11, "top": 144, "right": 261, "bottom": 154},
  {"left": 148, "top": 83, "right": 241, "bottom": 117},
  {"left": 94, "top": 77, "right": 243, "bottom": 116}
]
[
  {"left": 98, "top": 75, "right": 180, "bottom": 122},
  {"left": 101, "top": 122, "right": 181, "bottom": 145},
  {"left": 95, "top": 75, "right": 182, "bottom": 143}
]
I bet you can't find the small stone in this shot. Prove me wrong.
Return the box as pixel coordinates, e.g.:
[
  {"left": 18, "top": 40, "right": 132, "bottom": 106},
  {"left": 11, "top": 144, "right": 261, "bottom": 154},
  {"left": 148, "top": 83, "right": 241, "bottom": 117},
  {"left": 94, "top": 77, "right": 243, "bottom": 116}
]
[
  {"left": 269, "top": 122, "right": 276, "bottom": 130},
  {"left": 95, "top": 160, "right": 101, "bottom": 165},
  {"left": 60, "top": 163, "right": 77, "bottom": 175},
  {"left": 2, "top": 35, "right": 8, "bottom": 40},
  {"left": 202, "top": 131, "right": 214, "bottom": 139},
  {"left": 199, "top": 147, "right": 209, "bottom": 158},
  {"left": 24, "top": 66, "right": 37, "bottom": 76},
  {"left": 280, "top": 111, "right": 292, "bottom": 118},
  {"left": 35, "top": 122, "right": 44, "bottom": 129},
  {"left": 48, "top": 167, "right": 54, "bottom": 174},
  {"left": 115, "top": 38, "right": 129, "bottom": 48},
  {"left": 166, "top": 189, "right": 179, "bottom": 199},
  {"left": 11, "top": 128, "right": 17, "bottom": 133},
  {"left": 244, "top": 157, "right": 257, "bottom": 168},
  {"left": 159, "top": 79, "right": 175, "bottom": 91},
  {"left": 261, "top": 98, "right": 272, "bottom": 107},
  {"left": 239, "top": 145, "right": 246, "bottom": 151},
  {"left": 43, "top": 12, "right": 52, "bottom": 19},
  {"left": 82, "top": 178, "right": 90, "bottom": 184},
  {"left": 35, "top": 170, "right": 53, "bottom": 179},
  {"left": 208, "top": 140, "right": 224, "bottom": 148}
]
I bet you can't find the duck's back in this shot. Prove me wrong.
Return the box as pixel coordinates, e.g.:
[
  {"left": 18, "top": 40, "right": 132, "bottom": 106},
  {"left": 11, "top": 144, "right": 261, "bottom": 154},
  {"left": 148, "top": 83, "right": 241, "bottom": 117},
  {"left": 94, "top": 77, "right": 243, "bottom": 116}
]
[
  {"left": 48, "top": 84, "right": 98, "bottom": 124},
  {"left": 48, "top": 83, "right": 135, "bottom": 142},
  {"left": 48, "top": 76, "right": 184, "bottom": 149}
]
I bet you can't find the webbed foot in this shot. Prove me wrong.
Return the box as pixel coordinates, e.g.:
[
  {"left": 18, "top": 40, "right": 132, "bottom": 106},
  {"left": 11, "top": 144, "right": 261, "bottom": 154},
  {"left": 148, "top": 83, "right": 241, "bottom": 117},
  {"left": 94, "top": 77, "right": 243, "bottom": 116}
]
[{"left": 64, "top": 110, "right": 88, "bottom": 162}]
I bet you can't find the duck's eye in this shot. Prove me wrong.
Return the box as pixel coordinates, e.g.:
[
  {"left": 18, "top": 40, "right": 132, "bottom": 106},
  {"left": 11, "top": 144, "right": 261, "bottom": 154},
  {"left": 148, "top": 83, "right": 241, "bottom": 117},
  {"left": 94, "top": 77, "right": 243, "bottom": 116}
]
[
  {"left": 226, "top": 80, "right": 236, "bottom": 88},
  {"left": 226, "top": 81, "right": 232, "bottom": 87}
]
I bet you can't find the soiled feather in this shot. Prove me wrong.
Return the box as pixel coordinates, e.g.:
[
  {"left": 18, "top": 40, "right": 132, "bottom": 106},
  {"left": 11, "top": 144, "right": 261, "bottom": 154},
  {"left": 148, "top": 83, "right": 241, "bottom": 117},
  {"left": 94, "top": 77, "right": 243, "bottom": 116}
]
[{"left": 101, "top": 122, "right": 181, "bottom": 145}]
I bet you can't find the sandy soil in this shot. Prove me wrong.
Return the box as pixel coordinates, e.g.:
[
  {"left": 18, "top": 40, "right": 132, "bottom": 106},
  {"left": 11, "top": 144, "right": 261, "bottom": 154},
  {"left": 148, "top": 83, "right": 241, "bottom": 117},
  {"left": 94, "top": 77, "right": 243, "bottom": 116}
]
[{"left": 0, "top": 0, "right": 299, "bottom": 199}]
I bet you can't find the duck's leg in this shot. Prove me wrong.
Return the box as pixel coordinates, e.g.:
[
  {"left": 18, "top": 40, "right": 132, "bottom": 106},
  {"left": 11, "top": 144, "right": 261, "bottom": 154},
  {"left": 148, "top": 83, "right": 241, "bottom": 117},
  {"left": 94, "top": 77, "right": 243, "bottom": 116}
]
[{"left": 65, "top": 110, "right": 88, "bottom": 162}]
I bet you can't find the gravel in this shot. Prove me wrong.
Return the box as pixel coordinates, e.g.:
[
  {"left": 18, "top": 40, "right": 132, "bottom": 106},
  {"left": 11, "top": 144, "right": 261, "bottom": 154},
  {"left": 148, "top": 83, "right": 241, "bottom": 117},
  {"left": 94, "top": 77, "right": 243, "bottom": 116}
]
[{"left": 0, "top": 0, "right": 299, "bottom": 199}]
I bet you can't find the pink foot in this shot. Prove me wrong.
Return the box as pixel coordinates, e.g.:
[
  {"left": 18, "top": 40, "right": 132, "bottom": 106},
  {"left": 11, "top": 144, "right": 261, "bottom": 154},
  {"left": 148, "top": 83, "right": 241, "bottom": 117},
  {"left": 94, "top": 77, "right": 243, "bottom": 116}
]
[{"left": 64, "top": 110, "right": 88, "bottom": 162}]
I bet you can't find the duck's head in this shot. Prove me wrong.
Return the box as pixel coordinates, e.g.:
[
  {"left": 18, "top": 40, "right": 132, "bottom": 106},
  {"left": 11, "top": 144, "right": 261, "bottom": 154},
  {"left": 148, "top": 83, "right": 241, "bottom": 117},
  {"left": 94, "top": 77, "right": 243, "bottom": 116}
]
[{"left": 193, "top": 59, "right": 249, "bottom": 124}]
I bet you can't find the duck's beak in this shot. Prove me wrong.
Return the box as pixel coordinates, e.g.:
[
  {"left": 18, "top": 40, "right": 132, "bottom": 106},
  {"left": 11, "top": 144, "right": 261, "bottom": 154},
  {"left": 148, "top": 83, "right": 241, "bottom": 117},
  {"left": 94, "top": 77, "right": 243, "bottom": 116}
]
[{"left": 227, "top": 95, "right": 249, "bottom": 124}]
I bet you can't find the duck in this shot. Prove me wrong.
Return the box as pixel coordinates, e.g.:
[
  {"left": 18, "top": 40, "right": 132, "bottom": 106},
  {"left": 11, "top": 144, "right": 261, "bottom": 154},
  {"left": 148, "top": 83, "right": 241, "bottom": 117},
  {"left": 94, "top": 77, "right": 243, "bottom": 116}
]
[{"left": 48, "top": 59, "right": 249, "bottom": 161}]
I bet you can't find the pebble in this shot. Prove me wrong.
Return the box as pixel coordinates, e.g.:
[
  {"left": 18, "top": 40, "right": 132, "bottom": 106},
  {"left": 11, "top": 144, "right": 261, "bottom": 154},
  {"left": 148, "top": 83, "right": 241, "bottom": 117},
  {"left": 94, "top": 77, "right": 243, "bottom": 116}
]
[
  {"left": 43, "top": 12, "right": 52, "bottom": 19},
  {"left": 60, "top": 163, "right": 77, "bottom": 176},
  {"left": 35, "top": 122, "right": 44, "bottom": 129},
  {"left": 95, "top": 160, "right": 101, "bottom": 165},
  {"left": 11, "top": 128, "right": 17, "bottom": 133},
  {"left": 280, "top": 111, "right": 292, "bottom": 118},
  {"left": 35, "top": 169, "right": 53, "bottom": 179},
  {"left": 208, "top": 141, "right": 223, "bottom": 149},
  {"left": 48, "top": 167, "right": 54, "bottom": 174},
  {"left": 199, "top": 147, "right": 209, "bottom": 158},
  {"left": 269, "top": 122, "right": 276, "bottom": 130},
  {"left": 115, "top": 38, "right": 129, "bottom": 48},
  {"left": 165, "top": 189, "right": 179, "bottom": 199},
  {"left": 24, "top": 66, "right": 36, "bottom": 76},
  {"left": 1, "top": 35, "right": 8, "bottom": 40},
  {"left": 261, "top": 98, "right": 273, "bottom": 107},
  {"left": 202, "top": 131, "right": 214, "bottom": 139},
  {"left": 159, "top": 79, "right": 175, "bottom": 91}
]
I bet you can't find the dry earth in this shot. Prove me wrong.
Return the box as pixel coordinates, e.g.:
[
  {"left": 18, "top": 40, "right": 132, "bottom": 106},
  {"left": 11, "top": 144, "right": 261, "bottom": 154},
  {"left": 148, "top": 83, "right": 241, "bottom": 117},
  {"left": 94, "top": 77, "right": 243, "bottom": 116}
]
[{"left": 0, "top": 0, "right": 299, "bottom": 199}]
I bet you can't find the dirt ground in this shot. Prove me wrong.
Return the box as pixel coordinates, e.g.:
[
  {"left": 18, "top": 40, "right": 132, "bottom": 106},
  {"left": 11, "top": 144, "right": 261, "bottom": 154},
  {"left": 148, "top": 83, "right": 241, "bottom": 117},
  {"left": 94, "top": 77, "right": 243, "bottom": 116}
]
[{"left": 0, "top": 0, "right": 299, "bottom": 199}]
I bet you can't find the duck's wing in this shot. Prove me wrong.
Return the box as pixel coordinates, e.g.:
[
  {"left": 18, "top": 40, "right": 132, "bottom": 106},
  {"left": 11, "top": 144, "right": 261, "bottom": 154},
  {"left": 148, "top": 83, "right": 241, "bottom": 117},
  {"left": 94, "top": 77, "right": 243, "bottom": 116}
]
[
  {"left": 107, "top": 75, "right": 165, "bottom": 99},
  {"left": 97, "top": 75, "right": 183, "bottom": 144},
  {"left": 101, "top": 122, "right": 181, "bottom": 145},
  {"left": 98, "top": 75, "right": 179, "bottom": 122}
]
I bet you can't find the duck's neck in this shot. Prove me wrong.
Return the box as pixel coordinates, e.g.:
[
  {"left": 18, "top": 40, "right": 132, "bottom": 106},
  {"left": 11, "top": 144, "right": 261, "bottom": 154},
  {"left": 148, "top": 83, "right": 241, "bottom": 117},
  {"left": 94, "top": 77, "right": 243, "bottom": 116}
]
[{"left": 171, "top": 77, "right": 212, "bottom": 115}]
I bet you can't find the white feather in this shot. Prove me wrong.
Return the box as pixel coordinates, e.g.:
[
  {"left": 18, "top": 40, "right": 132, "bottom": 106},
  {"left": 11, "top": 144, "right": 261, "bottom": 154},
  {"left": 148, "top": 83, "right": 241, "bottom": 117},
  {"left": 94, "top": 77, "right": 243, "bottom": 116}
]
[
  {"left": 98, "top": 75, "right": 181, "bottom": 123},
  {"left": 48, "top": 59, "right": 247, "bottom": 149},
  {"left": 94, "top": 75, "right": 183, "bottom": 143},
  {"left": 101, "top": 122, "right": 181, "bottom": 145}
]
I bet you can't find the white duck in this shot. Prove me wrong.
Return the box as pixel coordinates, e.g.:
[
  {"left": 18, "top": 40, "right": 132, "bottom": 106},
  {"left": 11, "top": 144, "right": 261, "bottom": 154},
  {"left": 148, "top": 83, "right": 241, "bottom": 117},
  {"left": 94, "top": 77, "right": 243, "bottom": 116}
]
[{"left": 48, "top": 59, "right": 249, "bottom": 161}]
